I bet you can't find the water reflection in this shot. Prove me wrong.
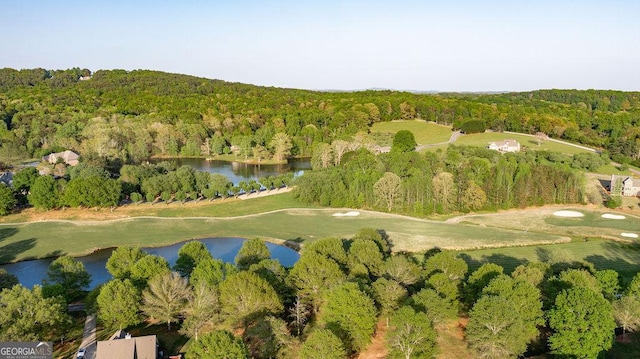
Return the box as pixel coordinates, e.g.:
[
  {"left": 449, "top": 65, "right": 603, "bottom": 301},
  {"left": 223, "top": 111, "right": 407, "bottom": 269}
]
[{"left": 1, "top": 238, "right": 299, "bottom": 289}]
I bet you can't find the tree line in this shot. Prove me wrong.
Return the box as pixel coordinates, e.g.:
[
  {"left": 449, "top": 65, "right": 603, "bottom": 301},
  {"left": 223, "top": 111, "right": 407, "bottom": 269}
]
[
  {"left": 296, "top": 132, "right": 589, "bottom": 215},
  {"left": 1, "top": 68, "right": 639, "bottom": 169},
  {"left": 0, "top": 162, "right": 293, "bottom": 214},
  {"left": 1, "top": 232, "right": 639, "bottom": 358}
]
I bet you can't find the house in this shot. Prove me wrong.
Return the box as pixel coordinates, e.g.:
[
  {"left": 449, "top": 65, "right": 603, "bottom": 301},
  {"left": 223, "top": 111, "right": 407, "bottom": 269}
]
[
  {"left": 96, "top": 331, "right": 159, "bottom": 359},
  {"left": 0, "top": 172, "right": 12, "bottom": 187},
  {"left": 42, "top": 150, "right": 80, "bottom": 166},
  {"left": 487, "top": 139, "right": 521, "bottom": 153},
  {"left": 610, "top": 175, "right": 640, "bottom": 197}
]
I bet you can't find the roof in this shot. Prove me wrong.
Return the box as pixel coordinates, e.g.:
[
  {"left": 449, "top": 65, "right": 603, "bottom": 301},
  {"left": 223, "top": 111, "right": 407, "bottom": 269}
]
[
  {"left": 42, "top": 150, "right": 80, "bottom": 166},
  {"left": 489, "top": 139, "right": 520, "bottom": 147},
  {"left": 96, "top": 334, "right": 157, "bottom": 359}
]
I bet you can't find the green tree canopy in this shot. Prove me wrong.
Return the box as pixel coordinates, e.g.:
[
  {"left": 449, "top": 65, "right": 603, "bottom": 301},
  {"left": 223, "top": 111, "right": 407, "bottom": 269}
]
[
  {"left": 391, "top": 130, "right": 417, "bottom": 153},
  {"left": 0, "top": 269, "right": 18, "bottom": 291},
  {"left": 129, "top": 254, "right": 170, "bottom": 288},
  {"left": 466, "top": 275, "right": 544, "bottom": 359},
  {"left": 235, "top": 238, "right": 271, "bottom": 270},
  {"left": 187, "top": 330, "right": 249, "bottom": 359},
  {"left": 300, "top": 328, "right": 347, "bottom": 359},
  {"left": 106, "top": 245, "right": 147, "bottom": 279},
  {"left": 287, "top": 252, "right": 347, "bottom": 310},
  {"left": 96, "top": 279, "right": 141, "bottom": 330},
  {"left": 319, "top": 282, "right": 378, "bottom": 353},
  {"left": 142, "top": 271, "right": 192, "bottom": 330},
  {"left": 548, "top": 287, "right": 615, "bottom": 359},
  {"left": 386, "top": 305, "right": 437, "bottom": 359},
  {"left": 174, "top": 241, "right": 212, "bottom": 277},
  {"left": 0, "top": 184, "right": 16, "bottom": 216},
  {"left": 0, "top": 285, "right": 69, "bottom": 341},
  {"left": 219, "top": 271, "right": 283, "bottom": 327},
  {"left": 27, "top": 175, "right": 60, "bottom": 210},
  {"left": 44, "top": 255, "right": 91, "bottom": 302}
]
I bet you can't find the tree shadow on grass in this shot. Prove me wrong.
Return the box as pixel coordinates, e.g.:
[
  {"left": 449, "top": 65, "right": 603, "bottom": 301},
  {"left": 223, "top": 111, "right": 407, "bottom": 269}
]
[
  {"left": 459, "top": 253, "right": 526, "bottom": 274},
  {"left": 0, "top": 238, "right": 37, "bottom": 263},
  {"left": 0, "top": 227, "right": 19, "bottom": 242}
]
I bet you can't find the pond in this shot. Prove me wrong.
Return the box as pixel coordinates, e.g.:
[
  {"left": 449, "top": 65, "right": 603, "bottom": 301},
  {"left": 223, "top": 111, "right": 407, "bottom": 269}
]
[
  {"left": 150, "top": 158, "right": 310, "bottom": 185},
  {"left": 0, "top": 238, "right": 299, "bottom": 289}
]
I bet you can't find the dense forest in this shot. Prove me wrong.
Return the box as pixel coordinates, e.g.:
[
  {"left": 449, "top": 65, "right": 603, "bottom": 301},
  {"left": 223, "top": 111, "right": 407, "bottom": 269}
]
[
  {"left": 1, "top": 67, "right": 640, "bottom": 169},
  {"left": 1, "top": 234, "right": 638, "bottom": 358},
  {"left": 0, "top": 67, "right": 630, "bottom": 217}
]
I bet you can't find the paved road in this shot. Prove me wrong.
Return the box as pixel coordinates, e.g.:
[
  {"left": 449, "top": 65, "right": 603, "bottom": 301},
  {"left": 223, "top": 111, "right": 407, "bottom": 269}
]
[{"left": 77, "top": 314, "right": 97, "bottom": 359}]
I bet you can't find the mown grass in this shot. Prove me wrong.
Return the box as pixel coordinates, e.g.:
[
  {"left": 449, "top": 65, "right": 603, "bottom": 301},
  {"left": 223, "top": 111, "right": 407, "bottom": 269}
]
[
  {"left": 370, "top": 120, "right": 453, "bottom": 145},
  {"left": 0, "top": 208, "right": 566, "bottom": 264},
  {"left": 454, "top": 132, "right": 593, "bottom": 154},
  {"left": 460, "top": 239, "right": 640, "bottom": 282}
]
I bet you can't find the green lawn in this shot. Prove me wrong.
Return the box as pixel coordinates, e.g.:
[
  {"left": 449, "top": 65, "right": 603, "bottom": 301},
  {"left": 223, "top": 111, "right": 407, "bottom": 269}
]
[
  {"left": 453, "top": 132, "right": 593, "bottom": 154},
  {"left": 0, "top": 208, "right": 567, "bottom": 264},
  {"left": 461, "top": 239, "right": 640, "bottom": 281},
  {"left": 370, "top": 120, "right": 453, "bottom": 145}
]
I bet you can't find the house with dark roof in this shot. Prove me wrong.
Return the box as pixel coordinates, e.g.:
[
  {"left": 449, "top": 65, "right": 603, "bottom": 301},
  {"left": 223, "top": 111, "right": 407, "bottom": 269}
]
[{"left": 96, "top": 331, "right": 159, "bottom": 359}]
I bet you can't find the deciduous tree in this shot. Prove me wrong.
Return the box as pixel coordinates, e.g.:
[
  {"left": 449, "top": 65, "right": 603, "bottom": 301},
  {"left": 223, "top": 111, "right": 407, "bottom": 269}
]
[
  {"left": 300, "top": 328, "right": 347, "bottom": 359},
  {"left": 174, "top": 241, "right": 212, "bottom": 277},
  {"left": 96, "top": 279, "right": 141, "bottom": 330},
  {"left": 44, "top": 255, "right": 91, "bottom": 302},
  {"left": 219, "top": 271, "right": 283, "bottom": 327},
  {"left": 386, "top": 306, "right": 437, "bottom": 359},
  {"left": 548, "top": 287, "right": 615, "bottom": 359},
  {"left": 187, "top": 330, "right": 249, "bottom": 359},
  {"left": 319, "top": 282, "right": 377, "bottom": 353},
  {"left": 106, "top": 246, "right": 147, "bottom": 279},
  {"left": 374, "top": 172, "right": 402, "bottom": 211},
  {"left": 0, "top": 285, "right": 69, "bottom": 341},
  {"left": 142, "top": 272, "right": 192, "bottom": 330},
  {"left": 235, "top": 238, "right": 270, "bottom": 270}
]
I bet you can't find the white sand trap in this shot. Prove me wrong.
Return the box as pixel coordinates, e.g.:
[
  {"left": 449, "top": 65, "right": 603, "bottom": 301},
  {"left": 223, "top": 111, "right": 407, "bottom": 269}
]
[
  {"left": 602, "top": 213, "right": 626, "bottom": 220},
  {"left": 553, "top": 210, "right": 584, "bottom": 218},
  {"left": 333, "top": 211, "right": 361, "bottom": 217},
  {"left": 621, "top": 233, "right": 639, "bottom": 238}
]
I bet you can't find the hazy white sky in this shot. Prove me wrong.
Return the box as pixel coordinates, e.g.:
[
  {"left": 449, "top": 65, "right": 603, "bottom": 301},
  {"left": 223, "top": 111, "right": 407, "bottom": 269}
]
[{"left": 1, "top": 0, "right": 638, "bottom": 91}]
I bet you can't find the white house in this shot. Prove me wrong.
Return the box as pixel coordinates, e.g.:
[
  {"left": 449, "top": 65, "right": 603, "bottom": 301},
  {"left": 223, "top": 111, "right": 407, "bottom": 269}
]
[
  {"left": 487, "top": 139, "right": 521, "bottom": 153},
  {"left": 610, "top": 175, "right": 640, "bottom": 197}
]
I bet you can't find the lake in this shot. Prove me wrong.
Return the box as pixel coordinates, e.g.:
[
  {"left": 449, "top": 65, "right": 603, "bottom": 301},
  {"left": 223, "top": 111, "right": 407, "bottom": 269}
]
[
  {"left": 150, "top": 158, "right": 310, "bottom": 185},
  {"left": 0, "top": 238, "right": 299, "bottom": 289}
]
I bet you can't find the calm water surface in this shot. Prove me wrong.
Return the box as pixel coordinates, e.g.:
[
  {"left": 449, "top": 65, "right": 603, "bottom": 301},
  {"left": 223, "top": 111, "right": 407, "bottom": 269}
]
[
  {"left": 1, "top": 238, "right": 299, "bottom": 289},
  {"left": 150, "top": 158, "right": 310, "bottom": 185}
]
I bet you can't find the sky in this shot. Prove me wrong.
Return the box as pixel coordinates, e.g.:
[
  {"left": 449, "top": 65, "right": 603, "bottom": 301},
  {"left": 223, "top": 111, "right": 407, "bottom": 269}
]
[{"left": 1, "top": 0, "right": 639, "bottom": 92}]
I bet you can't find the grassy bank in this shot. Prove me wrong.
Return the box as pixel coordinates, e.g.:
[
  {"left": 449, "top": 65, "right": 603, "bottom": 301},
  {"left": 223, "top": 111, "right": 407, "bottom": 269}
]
[{"left": 0, "top": 206, "right": 566, "bottom": 264}]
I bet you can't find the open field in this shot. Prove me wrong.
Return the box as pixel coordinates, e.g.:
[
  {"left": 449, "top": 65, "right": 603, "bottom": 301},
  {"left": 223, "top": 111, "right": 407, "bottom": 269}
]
[
  {"left": 370, "top": 120, "right": 452, "bottom": 145},
  {"left": 453, "top": 132, "right": 594, "bottom": 154},
  {"left": 0, "top": 190, "right": 309, "bottom": 224},
  {"left": 0, "top": 208, "right": 568, "bottom": 264},
  {"left": 461, "top": 239, "right": 640, "bottom": 281},
  {"left": 451, "top": 207, "right": 640, "bottom": 241}
]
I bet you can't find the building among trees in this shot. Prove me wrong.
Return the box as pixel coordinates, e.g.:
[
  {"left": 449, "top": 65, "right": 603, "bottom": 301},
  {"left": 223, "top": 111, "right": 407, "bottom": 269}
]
[
  {"left": 487, "top": 139, "right": 521, "bottom": 153},
  {"left": 42, "top": 150, "right": 79, "bottom": 166},
  {"left": 96, "top": 330, "right": 159, "bottom": 359},
  {"left": 609, "top": 175, "right": 640, "bottom": 196}
]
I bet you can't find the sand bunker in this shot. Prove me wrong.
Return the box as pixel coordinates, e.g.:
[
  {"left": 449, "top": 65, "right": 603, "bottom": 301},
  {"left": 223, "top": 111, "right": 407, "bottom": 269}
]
[
  {"left": 553, "top": 210, "right": 584, "bottom": 218},
  {"left": 602, "top": 213, "right": 626, "bottom": 220},
  {"left": 333, "top": 211, "right": 361, "bottom": 217},
  {"left": 621, "top": 233, "right": 639, "bottom": 238}
]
